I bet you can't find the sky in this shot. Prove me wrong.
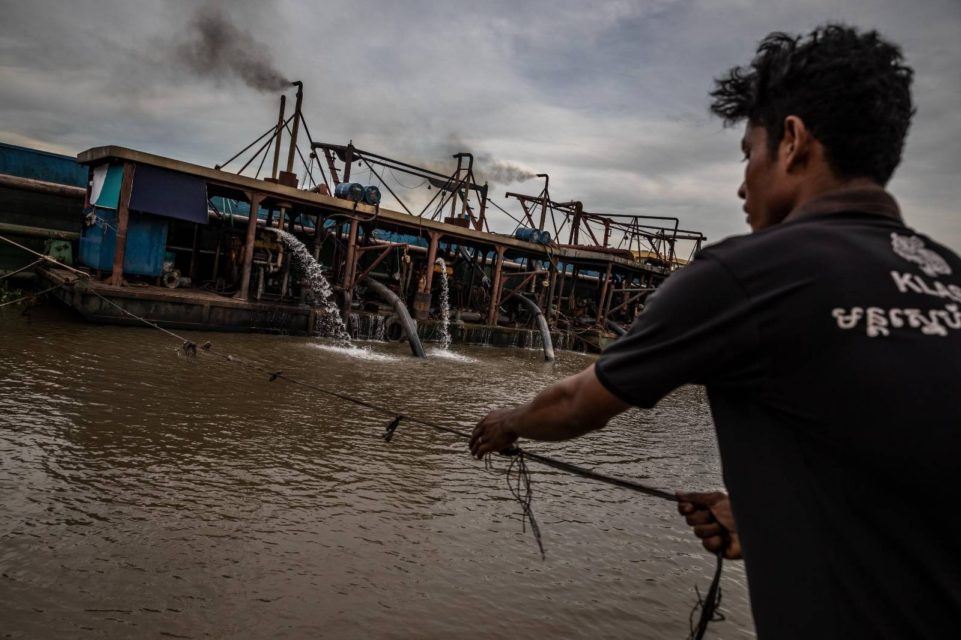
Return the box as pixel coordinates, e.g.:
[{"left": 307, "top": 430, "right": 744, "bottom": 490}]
[{"left": 1, "top": 0, "right": 959, "bottom": 251}]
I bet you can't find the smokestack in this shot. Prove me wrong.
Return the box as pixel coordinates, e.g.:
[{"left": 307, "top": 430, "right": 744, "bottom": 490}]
[
  {"left": 271, "top": 95, "right": 286, "bottom": 180},
  {"left": 285, "top": 81, "right": 304, "bottom": 175}
]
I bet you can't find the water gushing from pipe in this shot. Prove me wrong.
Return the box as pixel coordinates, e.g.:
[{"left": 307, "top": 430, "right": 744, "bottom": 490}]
[
  {"left": 435, "top": 258, "right": 452, "bottom": 350},
  {"left": 276, "top": 230, "right": 351, "bottom": 344}
]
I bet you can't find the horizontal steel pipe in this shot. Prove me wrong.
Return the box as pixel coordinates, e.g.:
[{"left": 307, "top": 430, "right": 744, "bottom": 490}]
[{"left": 0, "top": 173, "right": 86, "bottom": 199}]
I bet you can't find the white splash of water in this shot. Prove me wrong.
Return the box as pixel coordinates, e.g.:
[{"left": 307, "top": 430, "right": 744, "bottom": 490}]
[
  {"left": 427, "top": 347, "right": 476, "bottom": 363},
  {"left": 308, "top": 343, "right": 399, "bottom": 362},
  {"left": 435, "top": 257, "right": 451, "bottom": 350},
  {"left": 277, "top": 230, "right": 351, "bottom": 344}
]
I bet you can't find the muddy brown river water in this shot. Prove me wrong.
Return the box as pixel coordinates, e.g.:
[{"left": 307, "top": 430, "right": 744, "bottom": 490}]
[{"left": 0, "top": 307, "right": 755, "bottom": 638}]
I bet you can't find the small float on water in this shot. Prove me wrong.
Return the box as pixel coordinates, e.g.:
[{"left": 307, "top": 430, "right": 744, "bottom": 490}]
[{"left": 0, "top": 83, "right": 705, "bottom": 356}]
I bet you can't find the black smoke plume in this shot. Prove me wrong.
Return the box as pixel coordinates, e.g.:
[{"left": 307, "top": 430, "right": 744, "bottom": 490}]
[
  {"left": 419, "top": 134, "right": 535, "bottom": 186},
  {"left": 481, "top": 161, "right": 536, "bottom": 185},
  {"left": 176, "top": 3, "right": 289, "bottom": 92}
]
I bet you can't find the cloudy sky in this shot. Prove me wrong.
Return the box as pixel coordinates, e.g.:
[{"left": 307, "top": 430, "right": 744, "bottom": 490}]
[{"left": 2, "top": 0, "right": 958, "bottom": 251}]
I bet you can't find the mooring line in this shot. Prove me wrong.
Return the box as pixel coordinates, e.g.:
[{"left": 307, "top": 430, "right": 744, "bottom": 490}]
[
  {"left": 690, "top": 552, "right": 726, "bottom": 640},
  {"left": 0, "top": 232, "right": 725, "bottom": 638},
  {"left": 0, "top": 281, "right": 69, "bottom": 308},
  {"left": 123, "top": 319, "right": 722, "bottom": 639},
  {"left": 0, "top": 257, "right": 45, "bottom": 281}
]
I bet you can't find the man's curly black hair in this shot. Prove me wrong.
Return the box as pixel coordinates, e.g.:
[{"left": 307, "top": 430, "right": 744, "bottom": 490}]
[{"left": 710, "top": 24, "right": 914, "bottom": 186}]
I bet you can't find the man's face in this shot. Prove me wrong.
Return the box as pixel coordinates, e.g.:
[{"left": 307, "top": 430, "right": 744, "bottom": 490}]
[{"left": 737, "top": 124, "right": 793, "bottom": 231}]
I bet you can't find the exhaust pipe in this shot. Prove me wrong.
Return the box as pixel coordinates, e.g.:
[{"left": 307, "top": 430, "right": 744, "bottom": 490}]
[{"left": 285, "top": 81, "right": 304, "bottom": 175}]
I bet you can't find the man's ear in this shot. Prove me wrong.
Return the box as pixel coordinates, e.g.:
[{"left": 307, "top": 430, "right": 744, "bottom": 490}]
[{"left": 780, "top": 115, "right": 811, "bottom": 173}]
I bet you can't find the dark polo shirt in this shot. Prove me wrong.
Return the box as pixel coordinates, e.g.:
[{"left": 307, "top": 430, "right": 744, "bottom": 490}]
[{"left": 595, "top": 187, "right": 961, "bottom": 639}]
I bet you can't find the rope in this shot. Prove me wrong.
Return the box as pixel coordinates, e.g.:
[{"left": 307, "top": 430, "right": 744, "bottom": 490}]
[
  {"left": 504, "top": 450, "right": 545, "bottom": 559},
  {"left": 486, "top": 197, "right": 526, "bottom": 228},
  {"left": 297, "top": 113, "right": 331, "bottom": 192},
  {"left": 281, "top": 119, "right": 319, "bottom": 189},
  {"left": 689, "top": 552, "right": 725, "bottom": 640},
  {"left": 388, "top": 167, "right": 428, "bottom": 190},
  {"left": 254, "top": 137, "right": 272, "bottom": 180},
  {"left": 0, "top": 231, "right": 727, "bottom": 637},
  {"left": 0, "top": 258, "right": 44, "bottom": 281},
  {"left": 0, "top": 281, "right": 68, "bottom": 308}
]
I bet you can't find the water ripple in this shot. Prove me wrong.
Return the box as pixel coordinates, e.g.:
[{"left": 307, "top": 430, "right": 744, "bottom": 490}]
[{"left": 0, "top": 311, "right": 754, "bottom": 639}]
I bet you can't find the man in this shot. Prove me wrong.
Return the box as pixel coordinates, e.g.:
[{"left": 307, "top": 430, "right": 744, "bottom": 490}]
[{"left": 471, "top": 25, "right": 960, "bottom": 638}]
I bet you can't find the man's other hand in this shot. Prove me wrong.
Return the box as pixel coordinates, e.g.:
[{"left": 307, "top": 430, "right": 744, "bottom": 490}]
[
  {"left": 677, "top": 491, "right": 742, "bottom": 560},
  {"left": 470, "top": 407, "right": 519, "bottom": 459}
]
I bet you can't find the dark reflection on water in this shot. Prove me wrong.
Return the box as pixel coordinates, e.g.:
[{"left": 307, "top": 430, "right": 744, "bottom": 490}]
[{"left": 0, "top": 308, "right": 755, "bottom": 638}]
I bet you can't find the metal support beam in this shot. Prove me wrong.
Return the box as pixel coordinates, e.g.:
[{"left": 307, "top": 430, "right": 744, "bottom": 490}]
[
  {"left": 487, "top": 246, "right": 506, "bottom": 326},
  {"left": 501, "top": 271, "right": 543, "bottom": 300},
  {"left": 235, "top": 191, "right": 263, "bottom": 300},
  {"left": 554, "top": 263, "right": 566, "bottom": 316},
  {"left": 189, "top": 223, "right": 200, "bottom": 280},
  {"left": 546, "top": 260, "right": 559, "bottom": 324},
  {"left": 608, "top": 288, "right": 653, "bottom": 317},
  {"left": 596, "top": 262, "right": 613, "bottom": 326},
  {"left": 424, "top": 231, "right": 440, "bottom": 292},
  {"left": 354, "top": 244, "right": 395, "bottom": 283},
  {"left": 323, "top": 149, "right": 341, "bottom": 185},
  {"left": 343, "top": 218, "right": 359, "bottom": 291},
  {"left": 567, "top": 267, "right": 580, "bottom": 311},
  {"left": 536, "top": 174, "right": 549, "bottom": 231},
  {"left": 568, "top": 202, "right": 582, "bottom": 245},
  {"left": 109, "top": 162, "right": 135, "bottom": 287},
  {"left": 83, "top": 167, "right": 92, "bottom": 209},
  {"left": 343, "top": 143, "right": 354, "bottom": 183},
  {"left": 476, "top": 182, "right": 488, "bottom": 232}
]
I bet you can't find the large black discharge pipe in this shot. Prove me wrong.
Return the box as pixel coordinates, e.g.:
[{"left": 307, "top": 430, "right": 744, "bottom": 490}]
[
  {"left": 363, "top": 276, "right": 427, "bottom": 358},
  {"left": 511, "top": 293, "right": 555, "bottom": 362}
]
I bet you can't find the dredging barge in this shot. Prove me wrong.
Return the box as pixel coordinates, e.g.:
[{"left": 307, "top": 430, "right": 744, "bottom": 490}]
[{"left": 3, "top": 87, "right": 705, "bottom": 356}]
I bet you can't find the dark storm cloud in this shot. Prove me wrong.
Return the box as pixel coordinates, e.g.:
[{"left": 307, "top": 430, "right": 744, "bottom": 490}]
[{"left": 0, "top": 0, "right": 957, "bottom": 249}]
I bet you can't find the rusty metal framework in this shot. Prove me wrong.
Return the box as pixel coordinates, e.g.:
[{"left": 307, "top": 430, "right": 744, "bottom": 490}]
[
  {"left": 312, "top": 142, "right": 491, "bottom": 232},
  {"left": 503, "top": 190, "right": 706, "bottom": 267},
  {"left": 78, "top": 86, "right": 710, "bottom": 350}
]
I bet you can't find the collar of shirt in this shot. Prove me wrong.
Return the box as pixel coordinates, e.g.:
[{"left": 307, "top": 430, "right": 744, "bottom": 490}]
[{"left": 784, "top": 186, "right": 902, "bottom": 224}]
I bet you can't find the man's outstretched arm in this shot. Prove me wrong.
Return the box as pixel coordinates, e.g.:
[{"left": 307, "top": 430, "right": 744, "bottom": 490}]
[{"left": 469, "top": 364, "right": 629, "bottom": 458}]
